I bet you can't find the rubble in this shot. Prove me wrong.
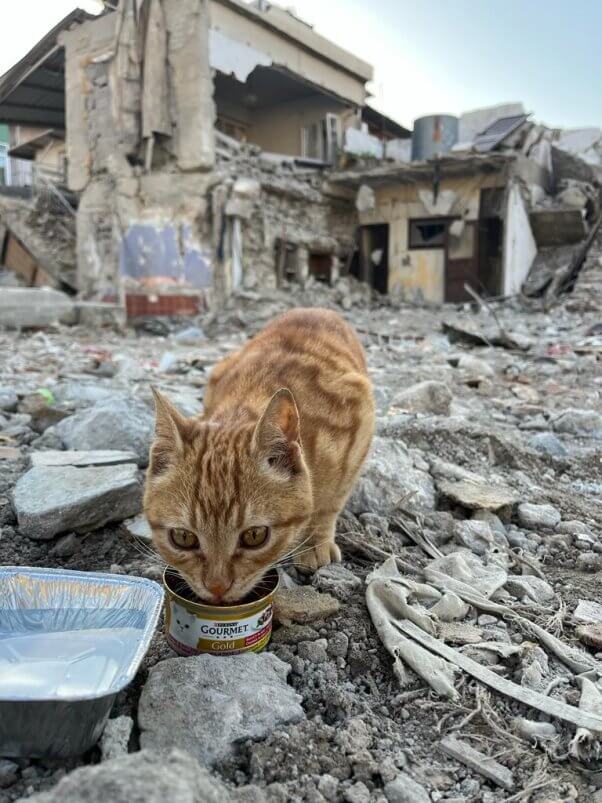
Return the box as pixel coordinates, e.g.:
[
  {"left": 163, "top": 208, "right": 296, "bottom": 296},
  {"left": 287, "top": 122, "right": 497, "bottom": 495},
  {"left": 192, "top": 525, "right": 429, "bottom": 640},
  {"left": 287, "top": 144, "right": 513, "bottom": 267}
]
[
  {"left": 52, "top": 399, "right": 155, "bottom": 466},
  {"left": 517, "top": 502, "right": 561, "bottom": 530},
  {"left": 0, "top": 288, "right": 75, "bottom": 329},
  {"left": 274, "top": 586, "right": 341, "bottom": 624},
  {"left": 13, "top": 463, "right": 142, "bottom": 539},
  {"left": 20, "top": 749, "right": 232, "bottom": 803},
  {"left": 1, "top": 242, "right": 602, "bottom": 799},
  {"left": 100, "top": 715, "right": 134, "bottom": 761},
  {"left": 138, "top": 653, "right": 304, "bottom": 766}
]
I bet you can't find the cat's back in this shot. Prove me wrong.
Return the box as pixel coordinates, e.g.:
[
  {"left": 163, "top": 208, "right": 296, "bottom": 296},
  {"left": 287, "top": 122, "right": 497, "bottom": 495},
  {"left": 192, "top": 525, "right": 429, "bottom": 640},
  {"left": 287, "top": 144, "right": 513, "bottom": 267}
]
[{"left": 205, "top": 308, "right": 371, "bottom": 415}]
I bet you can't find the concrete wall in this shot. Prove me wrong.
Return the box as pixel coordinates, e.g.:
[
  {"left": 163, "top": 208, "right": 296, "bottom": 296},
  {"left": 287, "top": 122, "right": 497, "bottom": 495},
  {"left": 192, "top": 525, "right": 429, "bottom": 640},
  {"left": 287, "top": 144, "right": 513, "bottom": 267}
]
[
  {"left": 210, "top": 1, "right": 368, "bottom": 107},
  {"left": 358, "top": 173, "right": 505, "bottom": 303},
  {"left": 503, "top": 181, "right": 537, "bottom": 296},
  {"left": 250, "top": 95, "right": 345, "bottom": 156}
]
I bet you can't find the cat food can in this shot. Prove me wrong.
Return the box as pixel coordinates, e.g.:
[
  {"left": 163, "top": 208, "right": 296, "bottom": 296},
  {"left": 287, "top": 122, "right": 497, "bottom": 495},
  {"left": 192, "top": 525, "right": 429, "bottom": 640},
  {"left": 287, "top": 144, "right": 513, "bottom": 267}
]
[{"left": 163, "top": 568, "right": 279, "bottom": 657}]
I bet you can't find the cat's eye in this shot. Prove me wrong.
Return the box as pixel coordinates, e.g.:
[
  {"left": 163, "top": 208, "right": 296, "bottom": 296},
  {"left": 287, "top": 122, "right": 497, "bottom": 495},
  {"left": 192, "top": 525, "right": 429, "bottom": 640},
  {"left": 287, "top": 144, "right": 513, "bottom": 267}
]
[
  {"left": 168, "top": 528, "right": 198, "bottom": 550},
  {"left": 240, "top": 526, "right": 269, "bottom": 549}
]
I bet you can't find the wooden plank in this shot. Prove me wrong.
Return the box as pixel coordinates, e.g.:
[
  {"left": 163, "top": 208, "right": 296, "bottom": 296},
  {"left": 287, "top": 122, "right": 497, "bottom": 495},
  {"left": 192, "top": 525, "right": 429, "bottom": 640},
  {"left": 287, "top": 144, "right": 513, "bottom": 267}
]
[
  {"left": 3, "top": 234, "right": 52, "bottom": 287},
  {"left": 440, "top": 735, "right": 514, "bottom": 791}
]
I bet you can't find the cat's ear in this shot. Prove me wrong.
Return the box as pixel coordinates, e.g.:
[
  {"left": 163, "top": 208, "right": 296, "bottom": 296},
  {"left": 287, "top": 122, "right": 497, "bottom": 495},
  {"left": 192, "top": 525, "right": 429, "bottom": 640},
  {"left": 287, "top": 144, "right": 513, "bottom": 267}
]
[
  {"left": 253, "top": 388, "right": 303, "bottom": 475},
  {"left": 149, "top": 387, "right": 190, "bottom": 476}
]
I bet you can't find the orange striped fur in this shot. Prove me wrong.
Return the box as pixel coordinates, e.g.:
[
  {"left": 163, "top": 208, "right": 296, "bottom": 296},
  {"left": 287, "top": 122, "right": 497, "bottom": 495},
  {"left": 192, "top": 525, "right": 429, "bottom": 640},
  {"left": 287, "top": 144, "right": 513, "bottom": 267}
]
[{"left": 144, "top": 308, "right": 375, "bottom": 603}]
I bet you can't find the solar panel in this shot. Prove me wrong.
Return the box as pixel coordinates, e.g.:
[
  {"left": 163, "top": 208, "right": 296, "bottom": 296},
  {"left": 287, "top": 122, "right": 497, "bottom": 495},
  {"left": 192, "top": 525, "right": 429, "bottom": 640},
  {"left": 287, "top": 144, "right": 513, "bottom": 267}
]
[{"left": 473, "top": 114, "right": 529, "bottom": 152}]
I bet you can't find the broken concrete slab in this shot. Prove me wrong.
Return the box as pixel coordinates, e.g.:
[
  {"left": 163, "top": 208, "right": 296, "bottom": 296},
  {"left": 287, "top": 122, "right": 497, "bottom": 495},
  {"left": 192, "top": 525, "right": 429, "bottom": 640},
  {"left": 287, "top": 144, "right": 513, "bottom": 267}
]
[
  {"left": 13, "top": 463, "right": 142, "bottom": 539},
  {"left": 30, "top": 450, "right": 138, "bottom": 468},
  {"left": 440, "top": 735, "right": 514, "bottom": 791},
  {"left": 20, "top": 749, "right": 231, "bottom": 803},
  {"left": 390, "top": 380, "right": 452, "bottom": 415},
  {"left": 0, "top": 288, "right": 76, "bottom": 329},
  {"left": 437, "top": 478, "right": 517, "bottom": 512},
  {"left": 53, "top": 399, "right": 154, "bottom": 466},
  {"left": 517, "top": 502, "right": 561, "bottom": 530},
  {"left": 274, "top": 586, "right": 341, "bottom": 624},
  {"left": 138, "top": 653, "right": 304, "bottom": 766}
]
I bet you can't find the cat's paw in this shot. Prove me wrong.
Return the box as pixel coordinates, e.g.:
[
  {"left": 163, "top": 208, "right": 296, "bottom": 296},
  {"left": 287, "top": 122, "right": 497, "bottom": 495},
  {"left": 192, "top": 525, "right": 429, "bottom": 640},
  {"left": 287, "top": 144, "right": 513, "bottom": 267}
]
[{"left": 294, "top": 540, "right": 341, "bottom": 571}]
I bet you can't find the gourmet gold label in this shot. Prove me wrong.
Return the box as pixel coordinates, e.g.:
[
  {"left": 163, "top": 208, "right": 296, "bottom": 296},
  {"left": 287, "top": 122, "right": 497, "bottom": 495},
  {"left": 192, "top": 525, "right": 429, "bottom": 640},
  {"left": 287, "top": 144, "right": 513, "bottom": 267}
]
[{"left": 166, "top": 597, "right": 274, "bottom": 656}]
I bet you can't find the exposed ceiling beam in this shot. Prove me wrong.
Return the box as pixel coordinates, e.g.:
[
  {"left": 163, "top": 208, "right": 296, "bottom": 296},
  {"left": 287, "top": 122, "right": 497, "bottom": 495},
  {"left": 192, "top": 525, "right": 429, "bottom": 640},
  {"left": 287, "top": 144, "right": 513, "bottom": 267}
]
[
  {"left": 0, "top": 101, "right": 64, "bottom": 114},
  {"left": 21, "top": 82, "right": 65, "bottom": 96}
]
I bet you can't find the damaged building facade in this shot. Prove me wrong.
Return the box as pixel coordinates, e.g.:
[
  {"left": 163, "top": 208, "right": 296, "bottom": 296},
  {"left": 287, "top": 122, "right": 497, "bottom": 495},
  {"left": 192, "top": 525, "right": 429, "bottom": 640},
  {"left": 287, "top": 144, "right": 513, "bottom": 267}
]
[
  {"left": 0, "top": 2, "right": 599, "bottom": 314},
  {"left": 0, "top": 0, "right": 398, "bottom": 315}
]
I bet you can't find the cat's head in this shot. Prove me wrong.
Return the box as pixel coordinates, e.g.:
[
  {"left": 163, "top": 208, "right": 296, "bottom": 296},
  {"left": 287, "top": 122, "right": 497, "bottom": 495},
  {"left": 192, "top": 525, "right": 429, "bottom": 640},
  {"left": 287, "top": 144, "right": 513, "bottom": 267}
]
[{"left": 144, "top": 388, "right": 313, "bottom": 604}]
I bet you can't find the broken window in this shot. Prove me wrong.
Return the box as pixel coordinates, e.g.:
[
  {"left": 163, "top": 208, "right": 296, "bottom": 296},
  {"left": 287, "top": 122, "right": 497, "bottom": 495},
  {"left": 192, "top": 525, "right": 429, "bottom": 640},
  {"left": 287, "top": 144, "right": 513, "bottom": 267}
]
[
  {"left": 301, "top": 115, "right": 341, "bottom": 163},
  {"left": 409, "top": 219, "right": 447, "bottom": 249}
]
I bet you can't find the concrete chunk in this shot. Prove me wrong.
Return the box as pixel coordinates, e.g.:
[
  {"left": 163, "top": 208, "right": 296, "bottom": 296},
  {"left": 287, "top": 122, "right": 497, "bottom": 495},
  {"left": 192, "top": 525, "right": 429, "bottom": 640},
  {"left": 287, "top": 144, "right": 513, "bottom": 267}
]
[
  {"left": 30, "top": 450, "right": 138, "bottom": 468},
  {"left": 0, "top": 288, "right": 75, "bottom": 328},
  {"left": 13, "top": 464, "right": 142, "bottom": 539},
  {"left": 138, "top": 653, "right": 304, "bottom": 766}
]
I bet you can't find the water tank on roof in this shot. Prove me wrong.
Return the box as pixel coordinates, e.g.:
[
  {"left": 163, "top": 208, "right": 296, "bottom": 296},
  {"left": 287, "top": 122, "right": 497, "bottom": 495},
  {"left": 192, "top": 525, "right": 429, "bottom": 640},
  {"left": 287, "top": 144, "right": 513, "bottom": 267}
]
[{"left": 411, "top": 115, "right": 459, "bottom": 161}]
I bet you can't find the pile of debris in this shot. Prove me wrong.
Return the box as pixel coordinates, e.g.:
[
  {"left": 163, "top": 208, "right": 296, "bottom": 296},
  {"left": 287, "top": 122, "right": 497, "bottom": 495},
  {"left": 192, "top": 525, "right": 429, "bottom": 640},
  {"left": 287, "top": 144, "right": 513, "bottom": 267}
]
[{"left": 0, "top": 247, "right": 601, "bottom": 801}]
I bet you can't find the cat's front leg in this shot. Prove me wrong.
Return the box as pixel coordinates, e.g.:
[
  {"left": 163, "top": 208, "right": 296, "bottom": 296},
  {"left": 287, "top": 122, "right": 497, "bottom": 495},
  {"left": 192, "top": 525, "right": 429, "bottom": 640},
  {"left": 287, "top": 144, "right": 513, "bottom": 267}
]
[{"left": 293, "top": 511, "right": 341, "bottom": 571}]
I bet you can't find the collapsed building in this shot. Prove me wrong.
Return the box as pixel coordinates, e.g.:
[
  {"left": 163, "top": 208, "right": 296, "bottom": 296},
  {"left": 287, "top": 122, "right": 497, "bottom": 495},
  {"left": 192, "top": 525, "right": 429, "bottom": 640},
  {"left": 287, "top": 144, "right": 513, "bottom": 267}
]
[{"left": 0, "top": 2, "right": 599, "bottom": 316}]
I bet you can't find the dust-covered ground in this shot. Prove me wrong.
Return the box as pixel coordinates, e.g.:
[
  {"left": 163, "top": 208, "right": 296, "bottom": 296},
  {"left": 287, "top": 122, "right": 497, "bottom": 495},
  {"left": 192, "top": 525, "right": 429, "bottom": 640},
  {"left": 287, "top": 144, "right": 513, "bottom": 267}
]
[{"left": 0, "top": 239, "right": 601, "bottom": 802}]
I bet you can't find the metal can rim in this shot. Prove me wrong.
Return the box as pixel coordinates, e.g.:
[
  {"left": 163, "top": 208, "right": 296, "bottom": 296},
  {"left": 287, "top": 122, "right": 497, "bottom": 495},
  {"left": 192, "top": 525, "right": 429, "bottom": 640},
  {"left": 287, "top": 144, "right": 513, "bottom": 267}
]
[{"left": 163, "top": 567, "right": 280, "bottom": 617}]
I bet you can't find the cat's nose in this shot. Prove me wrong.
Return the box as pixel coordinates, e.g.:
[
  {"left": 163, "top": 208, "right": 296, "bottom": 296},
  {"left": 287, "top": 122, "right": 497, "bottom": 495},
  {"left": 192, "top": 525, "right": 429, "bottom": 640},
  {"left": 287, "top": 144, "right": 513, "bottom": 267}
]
[{"left": 206, "top": 581, "right": 230, "bottom": 601}]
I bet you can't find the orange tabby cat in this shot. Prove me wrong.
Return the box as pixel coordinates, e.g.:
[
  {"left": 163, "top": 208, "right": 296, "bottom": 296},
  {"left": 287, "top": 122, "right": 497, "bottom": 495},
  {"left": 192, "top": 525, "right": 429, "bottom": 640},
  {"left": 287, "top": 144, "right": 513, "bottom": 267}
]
[{"left": 144, "top": 308, "right": 375, "bottom": 604}]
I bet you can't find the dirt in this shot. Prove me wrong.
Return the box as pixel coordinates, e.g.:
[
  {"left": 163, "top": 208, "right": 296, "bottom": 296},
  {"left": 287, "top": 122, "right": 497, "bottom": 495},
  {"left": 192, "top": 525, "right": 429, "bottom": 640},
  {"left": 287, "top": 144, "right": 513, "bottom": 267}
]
[{"left": 1, "top": 249, "right": 602, "bottom": 801}]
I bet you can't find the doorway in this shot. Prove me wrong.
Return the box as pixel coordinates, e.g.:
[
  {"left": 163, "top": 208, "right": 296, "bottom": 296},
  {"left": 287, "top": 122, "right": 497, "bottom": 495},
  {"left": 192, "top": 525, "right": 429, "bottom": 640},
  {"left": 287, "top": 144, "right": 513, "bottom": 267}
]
[
  {"left": 445, "top": 221, "right": 479, "bottom": 303},
  {"left": 359, "top": 223, "right": 389, "bottom": 294}
]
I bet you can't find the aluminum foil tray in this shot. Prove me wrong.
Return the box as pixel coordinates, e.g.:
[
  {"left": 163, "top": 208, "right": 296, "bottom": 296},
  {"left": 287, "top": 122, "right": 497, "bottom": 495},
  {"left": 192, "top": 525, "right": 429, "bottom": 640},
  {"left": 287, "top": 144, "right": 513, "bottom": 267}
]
[{"left": 0, "top": 566, "right": 163, "bottom": 758}]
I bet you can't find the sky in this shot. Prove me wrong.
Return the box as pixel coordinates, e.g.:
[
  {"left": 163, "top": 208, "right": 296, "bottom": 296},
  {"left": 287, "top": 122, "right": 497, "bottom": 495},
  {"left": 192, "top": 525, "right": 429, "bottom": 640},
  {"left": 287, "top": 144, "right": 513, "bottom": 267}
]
[{"left": 1, "top": 0, "right": 601, "bottom": 131}]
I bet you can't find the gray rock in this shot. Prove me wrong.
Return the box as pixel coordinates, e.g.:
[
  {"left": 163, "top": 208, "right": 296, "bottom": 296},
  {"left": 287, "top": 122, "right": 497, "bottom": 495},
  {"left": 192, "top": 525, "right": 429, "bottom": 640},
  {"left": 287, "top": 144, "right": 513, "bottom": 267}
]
[
  {"left": 0, "top": 288, "right": 75, "bottom": 328},
  {"left": 19, "top": 749, "right": 230, "bottom": 803},
  {"left": 13, "top": 464, "right": 142, "bottom": 540},
  {"left": 0, "top": 759, "right": 18, "bottom": 788},
  {"left": 344, "top": 782, "right": 371, "bottom": 803},
  {"left": 318, "top": 774, "right": 339, "bottom": 802},
  {"left": 138, "top": 653, "right": 304, "bottom": 766},
  {"left": 49, "top": 532, "right": 81, "bottom": 558},
  {"left": 552, "top": 408, "right": 602, "bottom": 438},
  {"left": 312, "top": 564, "right": 362, "bottom": 600},
  {"left": 528, "top": 432, "right": 568, "bottom": 458},
  {"left": 0, "top": 387, "right": 18, "bottom": 412},
  {"left": 347, "top": 437, "right": 436, "bottom": 514},
  {"left": 454, "top": 520, "right": 495, "bottom": 556},
  {"left": 437, "top": 478, "right": 517, "bottom": 512},
  {"left": 297, "top": 639, "right": 328, "bottom": 664},
  {"left": 52, "top": 382, "right": 124, "bottom": 408},
  {"left": 100, "top": 715, "right": 133, "bottom": 761},
  {"left": 576, "top": 552, "right": 602, "bottom": 573},
  {"left": 327, "top": 631, "right": 349, "bottom": 658},
  {"left": 384, "top": 773, "right": 430, "bottom": 803},
  {"left": 505, "top": 574, "right": 555, "bottom": 604},
  {"left": 53, "top": 399, "right": 154, "bottom": 466},
  {"left": 517, "top": 503, "right": 561, "bottom": 530},
  {"left": 391, "top": 380, "right": 452, "bottom": 416},
  {"left": 471, "top": 509, "right": 507, "bottom": 538}
]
